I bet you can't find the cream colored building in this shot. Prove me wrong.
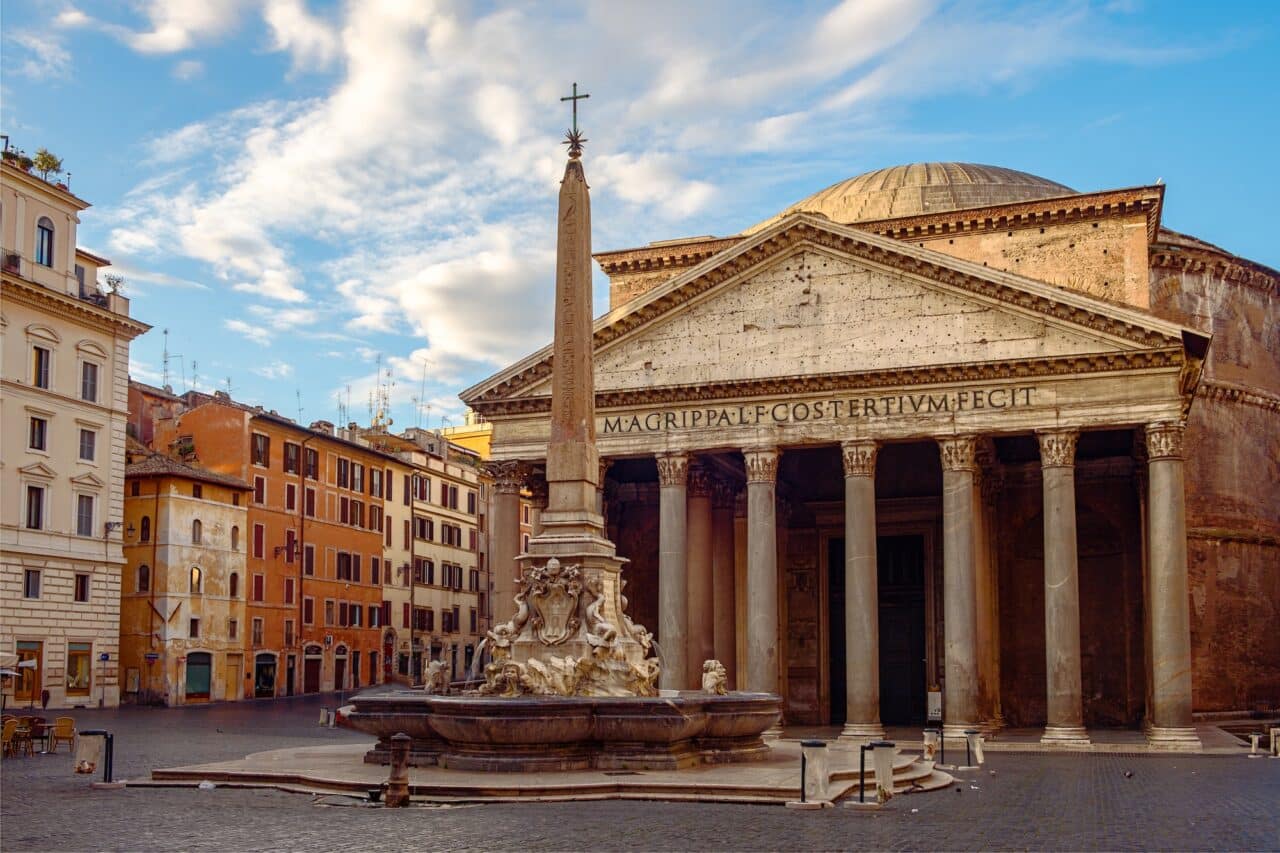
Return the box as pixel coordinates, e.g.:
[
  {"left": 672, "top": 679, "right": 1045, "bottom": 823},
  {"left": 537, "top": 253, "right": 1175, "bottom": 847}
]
[
  {"left": 0, "top": 157, "right": 150, "bottom": 708},
  {"left": 120, "top": 447, "right": 251, "bottom": 705},
  {"left": 358, "top": 428, "right": 491, "bottom": 683}
]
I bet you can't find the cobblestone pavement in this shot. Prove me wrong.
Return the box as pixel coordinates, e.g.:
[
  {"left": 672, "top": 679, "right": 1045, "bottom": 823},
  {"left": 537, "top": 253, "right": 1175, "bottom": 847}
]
[{"left": 3, "top": 696, "right": 1277, "bottom": 852}]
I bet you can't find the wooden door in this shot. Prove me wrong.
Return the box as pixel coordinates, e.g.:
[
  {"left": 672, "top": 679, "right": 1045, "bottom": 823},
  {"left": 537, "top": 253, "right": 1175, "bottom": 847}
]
[{"left": 877, "top": 535, "right": 927, "bottom": 725}]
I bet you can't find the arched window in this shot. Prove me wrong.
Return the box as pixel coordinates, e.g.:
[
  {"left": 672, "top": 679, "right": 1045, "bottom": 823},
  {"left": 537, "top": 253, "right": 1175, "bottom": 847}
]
[
  {"left": 137, "top": 564, "right": 150, "bottom": 592},
  {"left": 191, "top": 519, "right": 202, "bottom": 544},
  {"left": 35, "top": 217, "right": 54, "bottom": 267},
  {"left": 140, "top": 516, "right": 151, "bottom": 542},
  {"left": 190, "top": 566, "right": 203, "bottom": 594},
  {"left": 229, "top": 572, "right": 239, "bottom": 598},
  {"left": 231, "top": 525, "right": 240, "bottom": 551}
]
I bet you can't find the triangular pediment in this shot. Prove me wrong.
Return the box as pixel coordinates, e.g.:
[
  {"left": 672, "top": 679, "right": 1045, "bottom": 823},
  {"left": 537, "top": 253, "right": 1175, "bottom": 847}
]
[
  {"left": 70, "top": 472, "right": 105, "bottom": 488},
  {"left": 462, "top": 213, "right": 1201, "bottom": 407},
  {"left": 19, "top": 461, "right": 57, "bottom": 480}
]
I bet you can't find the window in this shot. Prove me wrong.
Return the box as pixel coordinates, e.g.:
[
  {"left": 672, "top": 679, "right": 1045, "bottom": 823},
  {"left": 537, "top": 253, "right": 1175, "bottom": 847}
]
[
  {"left": 26, "top": 485, "right": 45, "bottom": 530},
  {"left": 303, "top": 597, "right": 314, "bottom": 624},
  {"left": 229, "top": 572, "right": 239, "bottom": 597},
  {"left": 442, "top": 609, "right": 453, "bottom": 633},
  {"left": 233, "top": 492, "right": 240, "bottom": 506},
  {"left": 189, "top": 617, "right": 200, "bottom": 639},
  {"left": 336, "top": 552, "right": 351, "bottom": 581},
  {"left": 66, "top": 643, "right": 91, "bottom": 695},
  {"left": 324, "top": 600, "right": 335, "bottom": 626},
  {"left": 304, "top": 544, "right": 315, "bottom": 576},
  {"left": 252, "top": 618, "right": 264, "bottom": 646},
  {"left": 352, "top": 554, "right": 362, "bottom": 583},
  {"left": 370, "top": 468, "right": 383, "bottom": 498},
  {"left": 469, "top": 569, "right": 480, "bottom": 592},
  {"left": 371, "top": 557, "right": 380, "bottom": 586},
  {"left": 252, "top": 573, "right": 265, "bottom": 602},
  {"left": 252, "top": 433, "right": 271, "bottom": 467},
  {"left": 403, "top": 474, "right": 411, "bottom": 506},
  {"left": 284, "top": 577, "right": 295, "bottom": 605},
  {"left": 192, "top": 483, "right": 203, "bottom": 499},
  {"left": 253, "top": 476, "right": 265, "bottom": 505},
  {"left": 352, "top": 463, "right": 364, "bottom": 493},
  {"left": 35, "top": 217, "right": 54, "bottom": 267},
  {"left": 131, "top": 481, "right": 140, "bottom": 497},
  {"left": 253, "top": 523, "right": 265, "bottom": 558},
  {"left": 29, "top": 416, "right": 48, "bottom": 451},
  {"left": 339, "top": 602, "right": 349, "bottom": 627},
  {"left": 74, "top": 573, "right": 90, "bottom": 602},
  {"left": 337, "top": 458, "right": 349, "bottom": 488},
  {"left": 467, "top": 491, "right": 477, "bottom": 514},
  {"left": 304, "top": 448, "right": 319, "bottom": 479},
  {"left": 385, "top": 469, "right": 393, "bottom": 502},
  {"left": 190, "top": 566, "right": 203, "bottom": 594},
  {"left": 340, "top": 496, "right": 349, "bottom": 524},
  {"left": 80, "top": 362, "right": 99, "bottom": 402},
  {"left": 453, "top": 605, "right": 461, "bottom": 633},
  {"left": 284, "top": 529, "right": 296, "bottom": 563},
  {"left": 191, "top": 519, "right": 202, "bottom": 544},
  {"left": 229, "top": 619, "right": 238, "bottom": 640},
  {"left": 76, "top": 494, "right": 95, "bottom": 537},
  {"left": 469, "top": 529, "right": 478, "bottom": 551},
  {"left": 231, "top": 526, "right": 240, "bottom": 551},
  {"left": 284, "top": 620, "right": 295, "bottom": 647},
  {"left": 23, "top": 569, "right": 41, "bottom": 598},
  {"left": 31, "top": 346, "right": 50, "bottom": 389},
  {"left": 140, "top": 516, "right": 151, "bottom": 542},
  {"left": 304, "top": 487, "right": 316, "bottom": 517},
  {"left": 522, "top": 533, "right": 530, "bottom": 551},
  {"left": 137, "top": 564, "right": 150, "bottom": 592},
  {"left": 470, "top": 608, "right": 477, "bottom": 633},
  {"left": 78, "top": 428, "right": 96, "bottom": 461},
  {"left": 284, "top": 442, "right": 300, "bottom": 474},
  {"left": 523, "top": 505, "right": 530, "bottom": 524},
  {"left": 286, "top": 483, "right": 297, "bottom": 511}
]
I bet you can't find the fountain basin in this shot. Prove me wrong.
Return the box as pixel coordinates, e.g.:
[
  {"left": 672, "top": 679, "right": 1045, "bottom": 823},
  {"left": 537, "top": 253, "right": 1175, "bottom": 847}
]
[{"left": 348, "top": 690, "right": 782, "bottom": 772}]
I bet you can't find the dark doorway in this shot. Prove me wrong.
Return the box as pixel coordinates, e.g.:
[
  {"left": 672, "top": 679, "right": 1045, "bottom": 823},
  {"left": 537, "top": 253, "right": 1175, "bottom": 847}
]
[
  {"left": 285, "top": 656, "right": 296, "bottom": 697},
  {"left": 254, "top": 654, "right": 277, "bottom": 698},
  {"left": 303, "top": 653, "right": 321, "bottom": 693},
  {"left": 185, "top": 652, "right": 212, "bottom": 700},
  {"left": 878, "top": 535, "right": 927, "bottom": 725},
  {"left": 827, "top": 537, "right": 847, "bottom": 725}
]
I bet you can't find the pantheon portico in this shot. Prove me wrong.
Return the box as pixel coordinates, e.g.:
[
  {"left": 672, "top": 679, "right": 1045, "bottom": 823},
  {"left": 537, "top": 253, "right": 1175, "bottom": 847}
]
[{"left": 465, "top": 163, "right": 1280, "bottom": 747}]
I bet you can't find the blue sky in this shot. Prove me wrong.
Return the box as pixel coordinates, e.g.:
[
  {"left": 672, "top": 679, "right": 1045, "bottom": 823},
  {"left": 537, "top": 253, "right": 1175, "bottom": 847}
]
[{"left": 3, "top": 0, "right": 1276, "bottom": 429}]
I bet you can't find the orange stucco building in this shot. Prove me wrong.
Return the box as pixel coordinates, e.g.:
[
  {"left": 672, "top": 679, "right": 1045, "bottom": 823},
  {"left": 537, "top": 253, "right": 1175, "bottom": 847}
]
[{"left": 144, "top": 389, "right": 395, "bottom": 695}]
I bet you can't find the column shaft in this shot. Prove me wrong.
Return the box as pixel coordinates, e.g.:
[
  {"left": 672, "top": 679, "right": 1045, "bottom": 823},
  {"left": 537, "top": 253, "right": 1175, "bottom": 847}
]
[
  {"left": 486, "top": 462, "right": 526, "bottom": 625},
  {"left": 939, "top": 437, "right": 980, "bottom": 739},
  {"left": 743, "top": 448, "right": 780, "bottom": 696},
  {"left": 686, "top": 466, "right": 715, "bottom": 685},
  {"left": 839, "top": 440, "right": 883, "bottom": 742},
  {"left": 656, "top": 452, "right": 689, "bottom": 691},
  {"left": 711, "top": 483, "right": 737, "bottom": 688},
  {"left": 1039, "top": 430, "right": 1089, "bottom": 744},
  {"left": 1144, "top": 422, "right": 1200, "bottom": 749}
]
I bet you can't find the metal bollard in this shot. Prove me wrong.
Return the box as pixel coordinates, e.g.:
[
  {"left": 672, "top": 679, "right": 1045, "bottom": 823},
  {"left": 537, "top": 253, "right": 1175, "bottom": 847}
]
[
  {"left": 78, "top": 729, "right": 115, "bottom": 784},
  {"left": 1271, "top": 727, "right": 1280, "bottom": 758},
  {"left": 384, "top": 733, "right": 411, "bottom": 807}
]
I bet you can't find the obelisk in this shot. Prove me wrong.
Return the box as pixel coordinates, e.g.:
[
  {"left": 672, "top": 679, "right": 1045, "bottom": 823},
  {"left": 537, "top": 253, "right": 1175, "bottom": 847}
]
[
  {"left": 538, "top": 122, "right": 605, "bottom": 545},
  {"left": 481, "top": 88, "right": 657, "bottom": 696}
]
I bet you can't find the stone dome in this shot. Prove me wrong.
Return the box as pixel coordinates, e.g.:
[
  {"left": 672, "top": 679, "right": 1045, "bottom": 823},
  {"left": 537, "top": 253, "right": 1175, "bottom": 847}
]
[{"left": 745, "top": 162, "right": 1078, "bottom": 234}]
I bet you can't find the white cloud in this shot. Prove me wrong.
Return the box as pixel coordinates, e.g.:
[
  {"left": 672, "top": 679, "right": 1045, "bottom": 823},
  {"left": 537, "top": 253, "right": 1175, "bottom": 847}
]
[
  {"left": 264, "top": 0, "right": 340, "bottom": 72},
  {"left": 172, "top": 59, "right": 204, "bottom": 81},
  {"left": 4, "top": 31, "right": 72, "bottom": 80},
  {"left": 121, "top": 0, "right": 247, "bottom": 54},
  {"left": 247, "top": 304, "right": 319, "bottom": 329},
  {"left": 224, "top": 319, "right": 271, "bottom": 346},
  {"left": 251, "top": 360, "right": 294, "bottom": 379}
]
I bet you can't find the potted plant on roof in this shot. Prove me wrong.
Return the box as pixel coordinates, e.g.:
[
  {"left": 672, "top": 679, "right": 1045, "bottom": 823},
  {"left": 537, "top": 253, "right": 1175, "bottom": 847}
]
[{"left": 32, "top": 148, "right": 63, "bottom": 183}]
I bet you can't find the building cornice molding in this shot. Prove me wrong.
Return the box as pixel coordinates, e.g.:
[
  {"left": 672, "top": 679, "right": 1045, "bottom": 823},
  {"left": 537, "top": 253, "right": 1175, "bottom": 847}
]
[
  {"left": 1195, "top": 378, "right": 1280, "bottom": 414},
  {"left": 1, "top": 272, "right": 150, "bottom": 339},
  {"left": 470, "top": 347, "right": 1185, "bottom": 418},
  {"left": 464, "top": 214, "right": 1196, "bottom": 408},
  {"left": 594, "top": 237, "right": 743, "bottom": 277},
  {"left": 1150, "top": 244, "right": 1278, "bottom": 297}
]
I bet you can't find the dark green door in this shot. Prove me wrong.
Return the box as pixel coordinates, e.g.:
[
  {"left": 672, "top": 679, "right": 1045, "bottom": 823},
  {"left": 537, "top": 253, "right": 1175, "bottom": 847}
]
[{"left": 877, "top": 535, "right": 927, "bottom": 725}]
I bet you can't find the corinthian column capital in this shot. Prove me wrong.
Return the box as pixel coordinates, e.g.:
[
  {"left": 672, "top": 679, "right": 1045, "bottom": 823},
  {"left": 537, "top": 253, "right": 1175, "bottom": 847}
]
[
  {"left": 938, "top": 436, "right": 978, "bottom": 473},
  {"left": 1037, "top": 429, "right": 1079, "bottom": 469},
  {"left": 742, "top": 447, "right": 779, "bottom": 484},
  {"left": 484, "top": 460, "right": 530, "bottom": 494},
  {"left": 655, "top": 451, "right": 688, "bottom": 487},
  {"left": 687, "top": 464, "right": 713, "bottom": 498},
  {"left": 1145, "top": 421, "right": 1186, "bottom": 461},
  {"left": 840, "top": 440, "right": 878, "bottom": 478}
]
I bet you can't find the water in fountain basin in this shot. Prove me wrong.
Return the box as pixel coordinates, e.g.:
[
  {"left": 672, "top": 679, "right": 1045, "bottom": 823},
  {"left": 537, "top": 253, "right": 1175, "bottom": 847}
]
[{"left": 466, "top": 638, "right": 488, "bottom": 683}]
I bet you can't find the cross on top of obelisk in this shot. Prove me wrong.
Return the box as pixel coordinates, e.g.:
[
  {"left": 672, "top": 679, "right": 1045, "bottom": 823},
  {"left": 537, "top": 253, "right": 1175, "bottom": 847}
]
[{"left": 560, "top": 82, "right": 589, "bottom": 158}]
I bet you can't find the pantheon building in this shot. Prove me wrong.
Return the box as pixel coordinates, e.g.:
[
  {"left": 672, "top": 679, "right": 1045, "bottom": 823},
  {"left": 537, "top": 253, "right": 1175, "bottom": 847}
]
[{"left": 464, "top": 163, "right": 1278, "bottom": 747}]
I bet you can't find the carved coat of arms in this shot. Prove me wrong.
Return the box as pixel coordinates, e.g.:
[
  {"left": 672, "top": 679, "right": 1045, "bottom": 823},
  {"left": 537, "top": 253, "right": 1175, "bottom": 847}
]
[{"left": 525, "top": 558, "right": 583, "bottom": 645}]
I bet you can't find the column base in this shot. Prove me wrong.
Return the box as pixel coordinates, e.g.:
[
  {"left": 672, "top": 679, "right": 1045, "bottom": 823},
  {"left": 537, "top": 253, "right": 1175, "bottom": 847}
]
[
  {"left": 1040, "top": 725, "right": 1091, "bottom": 746},
  {"left": 836, "top": 723, "right": 886, "bottom": 745},
  {"left": 1145, "top": 725, "right": 1202, "bottom": 751},
  {"left": 941, "top": 722, "right": 979, "bottom": 741}
]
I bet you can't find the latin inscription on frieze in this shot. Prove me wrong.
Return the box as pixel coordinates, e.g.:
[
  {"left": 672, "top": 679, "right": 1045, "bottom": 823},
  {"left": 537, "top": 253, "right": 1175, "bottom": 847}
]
[{"left": 601, "top": 386, "right": 1036, "bottom": 435}]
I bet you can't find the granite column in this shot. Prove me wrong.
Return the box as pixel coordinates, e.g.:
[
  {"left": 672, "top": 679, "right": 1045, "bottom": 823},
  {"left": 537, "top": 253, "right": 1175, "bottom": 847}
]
[
  {"left": 839, "top": 440, "right": 884, "bottom": 742},
  {"left": 711, "top": 481, "right": 738, "bottom": 688},
  {"left": 656, "top": 452, "right": 689, "bottom": 690},
  {"left": 743, "top": 448, "right": 780, "bottom": 697},
  {"left": 686, "top": 465, "right": 715, "bottom": 683},
  {"left": 939, "top": 436, "right": 980, "bottom": 740}
]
